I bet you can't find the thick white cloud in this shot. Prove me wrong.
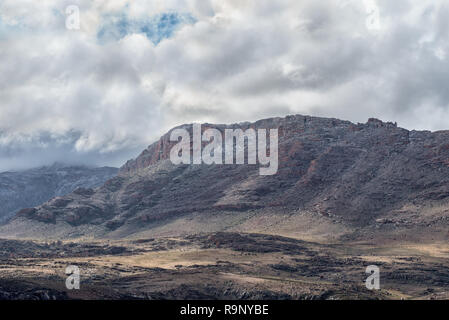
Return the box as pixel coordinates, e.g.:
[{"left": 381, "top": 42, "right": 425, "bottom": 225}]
[{"left": 1, "top": 0, "right": 449, "bottom": 170}]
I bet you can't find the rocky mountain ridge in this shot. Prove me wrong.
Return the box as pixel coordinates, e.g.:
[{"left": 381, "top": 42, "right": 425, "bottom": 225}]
[{"left": 2, "top": 114, "right": 449, "bottom": 241}]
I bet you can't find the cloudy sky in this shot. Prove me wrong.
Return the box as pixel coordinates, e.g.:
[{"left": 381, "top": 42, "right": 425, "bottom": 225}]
[{"left": 1, "top": 0, "right": 449, "bottom": 171}]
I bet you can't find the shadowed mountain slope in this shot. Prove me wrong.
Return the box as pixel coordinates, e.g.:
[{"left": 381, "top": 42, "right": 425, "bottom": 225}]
[{"left": 0, "top": 164, "right": 118, "bottom": 223}]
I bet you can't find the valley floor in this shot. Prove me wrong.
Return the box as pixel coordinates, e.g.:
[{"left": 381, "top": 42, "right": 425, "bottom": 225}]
[{"left": 0, "top": 232, "right": 448, "bottom": 300}]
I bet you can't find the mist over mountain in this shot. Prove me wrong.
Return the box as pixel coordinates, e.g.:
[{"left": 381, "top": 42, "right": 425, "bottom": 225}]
[
  {"left": 0, "top": 164, "right": 118, "bottom": 223},
  {"left": 0, "top": 130, "right": 143, "bottom": 172},
  {"left": 3, "top": 1, "right": 449, "bottom": 174}
]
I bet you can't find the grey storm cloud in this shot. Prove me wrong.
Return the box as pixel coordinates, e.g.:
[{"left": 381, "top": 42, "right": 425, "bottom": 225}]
[{"left": 1, "top": 0, "right": 449, "bottom": 171}]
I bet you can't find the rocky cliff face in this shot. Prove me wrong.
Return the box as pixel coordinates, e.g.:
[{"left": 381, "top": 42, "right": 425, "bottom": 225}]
[
  {"left": 0, "top": 164, "right": 118, "bottom": 223},
  {"left": 3, "top": 115, "right": 449, "bottom": 241}
]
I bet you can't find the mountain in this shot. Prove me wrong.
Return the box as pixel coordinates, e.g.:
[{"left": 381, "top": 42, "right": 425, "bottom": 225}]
[
  {"left": 2, "top": 114, "right": 449, "bottom": 242},
  {"left": 0, "top": 164, "right": 118, "bottom": 223}
]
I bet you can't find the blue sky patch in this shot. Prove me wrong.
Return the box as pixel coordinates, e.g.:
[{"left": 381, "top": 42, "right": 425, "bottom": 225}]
[{"left": 97, "top": 12, "right": 196, "bottom": 45}]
